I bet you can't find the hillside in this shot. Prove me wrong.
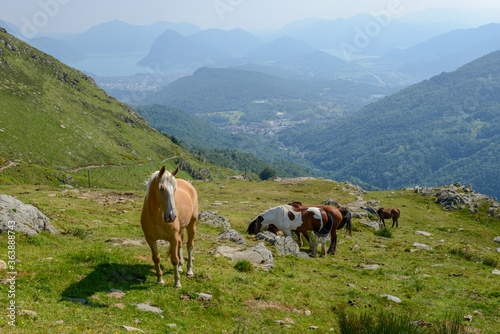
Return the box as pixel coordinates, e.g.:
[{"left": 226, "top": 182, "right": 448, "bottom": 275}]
[
  {"left": 0, "top": 28, "right": 228, "bottom": 188},
  {"left": 145, "top": 67, "right": 394, "bottom": 123},
  {"left": 134, "top": 105, "right": 313, "bottom": 177},
  {"left": 137, "top": 29, "right": 227, "bottom": 71},
  {"left": 279, "top": 51, "right": 500, "bottom": 199}
]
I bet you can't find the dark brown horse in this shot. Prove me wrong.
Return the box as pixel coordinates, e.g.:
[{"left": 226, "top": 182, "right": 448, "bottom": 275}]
[
  {"left": 289, "top": 201, "right": 352, "bottom": 255},
  {"left": 377, "top": 208, "right": 400, "bottom": 228},
  {"left": 247, "top": 204, "right": 333, "bottom": 257}
]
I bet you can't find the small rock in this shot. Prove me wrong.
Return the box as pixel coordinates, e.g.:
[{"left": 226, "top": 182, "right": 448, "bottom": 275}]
[
  {"left": 113, "top": 303, "right": 126, "bottom": 309},
  {"left": 412, "top": 243, "right": 432, "bottom": 250},
  {"left": 305, "top": 310, "right": 312, "bottom": 316},
  {"left": 308, "top": 325, "right": 318, "bottom": 330},
  {"left": 380, "top": 294, "right": 402, "bottom": 303},
  {"left": 54, "top": 320, "right": 64, "bottom": 325},
  {"left": 198, "top": 293, "right": 212, "bottom": 301},
  {"left": 494, "top": 236, "right": 500, "bottom": 243},
  {"left": 473, "top": 310, "right": 483, "bottom": 317},
  {"left": 351, "top": 244, "right": 360, "bottom": 250},
  {"left": 360, "top": 264, "right": 380, "bottom": 270},
  {"left": 167, "top": 323, "right": 177, "bottom": 328},
  {"left": 274, "top": 320, "right": 285, "bottom": 325},
  {"left": 496, "top": 248, "right": 500, "bottom": 253},
  {"left": 0, "top": 260, "right": 6, "bottom": 269},
  {"left": 283, "top": 317, "right": 295, "bottom": 324},
  {"left": 135, "top": 303, "right": 163, "bottom": 314},
  {"left": 108, "top": 291, "right": 125, "bottom": 298},
  {"left": 65, "top": 297, "right": 86, "bottom": 304},
  {"left": 463, "top": 315, "right": 473, "bottom": 322},
  {"left": 415, "top": 231, "right": 432, "bottom": 236},
  {"left": 347, "top": 283, "right": 356, "bottom": 287},
  {"left": 17, "top": 309, "right": 37, "bottom": 316},
  {"left": 122, "top": 325, "right": 144, "bottom": 332},
  {"left": 492, "top": 269, "right": 500, "bottom": 275}
]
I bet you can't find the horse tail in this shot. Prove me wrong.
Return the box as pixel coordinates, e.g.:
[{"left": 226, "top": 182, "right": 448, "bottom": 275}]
[
  {"left": 315, "top": 212, "right": 334, "bottom": 238},
  {"left": 338, "top": 207, "right": 353, "bottom": 236}
]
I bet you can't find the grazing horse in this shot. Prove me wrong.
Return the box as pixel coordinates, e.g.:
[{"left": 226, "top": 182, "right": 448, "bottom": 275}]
[
  {"left": 377, "top": 208, "right": 400, "bottom": 228},
  {"left": 141, "top": 166, "right": 198, "bottom": 288},
  {"left": 289, "top": 201, "right": 352, "bottom": 255},
  {"left": 247, "top": 205, "right": 333, "bottom": 257}
]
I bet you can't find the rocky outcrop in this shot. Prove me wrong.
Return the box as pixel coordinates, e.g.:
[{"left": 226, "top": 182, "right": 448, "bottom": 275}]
[
  {"left": 216, "top": 229, "right": 246, "bottom": 244},
  {"left": 0, "top": 194, "right": 58, "bottom": 235},
  {"left": 198, "top": 211, "right": 231, "bottom": 230},
  {"left": 415, "top": 183, "right": 499, "bottom": 216},
  {"left": 213, "top": 243, "right": 274, "bottom": 270}
]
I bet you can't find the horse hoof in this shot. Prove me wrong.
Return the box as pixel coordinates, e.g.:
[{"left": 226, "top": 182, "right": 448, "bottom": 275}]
[
  {"left": 174, "top": 282, "right": 182, "bottom": 288},
  {"left": 157, "top": 279, "right": 165, "bottom": 285},
  {"left": 187, "top": 270, "right": 194, "bottom": 277}
]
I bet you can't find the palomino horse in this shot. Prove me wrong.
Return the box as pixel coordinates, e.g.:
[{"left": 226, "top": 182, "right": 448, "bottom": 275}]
[
  {"left": 289, "top": 201, "right": 352, "bottom": 255},
  {"left": 377, "top": 208, "right": 400, "bottom": 228},
  {"left": 141, "top": 166, "right": 198, "bottom": 288},
  {"left": 247, "top": 205, "right": 333, "bottom": 257}
]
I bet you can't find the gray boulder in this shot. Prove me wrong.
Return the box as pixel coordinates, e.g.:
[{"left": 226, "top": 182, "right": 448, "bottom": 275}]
[
  {"left": 0, "top": 194, "right": 58, "bottom": 236},
  {"left": 255, "top": 231, "right": 278, "bottom": 245},
  {"left": 275, "top": 236, "right": 300, "bottom": 256},
  {"left": 198, "top": 211, "right": 231, "bottom": 230},
  {"left": 216, "top": 229, "right": 246, "bottom": 244},
  {"left": 213, "top": 243, "right": 274, "bottom": 270}
]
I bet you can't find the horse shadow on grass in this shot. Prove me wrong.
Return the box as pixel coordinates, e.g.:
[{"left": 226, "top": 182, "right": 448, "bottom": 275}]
[{"left": 61, "top": 263, "right": 157, "bottom": 308}]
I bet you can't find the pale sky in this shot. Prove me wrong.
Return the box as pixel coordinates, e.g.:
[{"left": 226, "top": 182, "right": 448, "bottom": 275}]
[{"left": 1, "top": 0, "right": 500, "bottom": 35}]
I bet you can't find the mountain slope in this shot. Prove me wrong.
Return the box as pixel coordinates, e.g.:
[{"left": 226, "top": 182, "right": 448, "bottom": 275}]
[
  {"left": 137, "top": 29, "right": 226, "bottom": 70},
  {"left": 279, "top": 51, "right": 500, "bottom": 198},
  {"left": 0, "top": 27, "right": 221, "bottom": 186}
]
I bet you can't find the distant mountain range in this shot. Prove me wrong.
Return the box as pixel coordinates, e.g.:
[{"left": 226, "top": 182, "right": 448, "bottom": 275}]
[
  {"left": 382, "top": 23, "right": 500, "bottom": 79},
  {"left": 279, "top": 51, "right": 500, "bottom": 198},
  {"left": 2, "top": 9, "right": 499, "bottom": 83}
]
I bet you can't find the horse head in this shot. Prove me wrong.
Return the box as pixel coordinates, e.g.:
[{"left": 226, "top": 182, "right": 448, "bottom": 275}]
[
  {"left": 247, "top": 215, "right": 264, "bottom": 235},
  {"left": 155, "top": 165, "right": 179, "bottom": 223}
]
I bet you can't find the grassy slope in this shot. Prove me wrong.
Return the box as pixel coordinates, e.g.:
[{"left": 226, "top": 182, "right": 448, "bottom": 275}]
[
  {"left": 0, "top": 179, "right": 498, "bottom": 333},
  {"left": 0, "top": 29, "right": 233, "bottom": 188}
]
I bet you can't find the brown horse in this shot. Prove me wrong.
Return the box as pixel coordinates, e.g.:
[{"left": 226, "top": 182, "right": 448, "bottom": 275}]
[
  {"left": 289, "top": 201, "right": 352, "bottom": 255},
  {"left": 247, "top": 205, "right": 333, "bottom": 257},
  {"left": 141, "top": 166, "right": 198, "bottom": 288},
  {"left": 377, "top": 208, "right": 400, "bottom": 228}
]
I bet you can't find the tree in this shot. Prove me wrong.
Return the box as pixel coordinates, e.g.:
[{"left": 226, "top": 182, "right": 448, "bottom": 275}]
[{"left": 259, "top": 167, "right": 277, "bottom": 181}]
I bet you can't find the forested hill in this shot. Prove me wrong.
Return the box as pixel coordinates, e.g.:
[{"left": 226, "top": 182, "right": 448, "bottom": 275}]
[{"left": 279, "top": 51, "right": 500, "bottom": 198}]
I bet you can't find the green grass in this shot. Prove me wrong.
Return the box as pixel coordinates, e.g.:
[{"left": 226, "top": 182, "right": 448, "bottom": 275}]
[{"left": 0, "top": 181, "right": 499, "bottom": 333}]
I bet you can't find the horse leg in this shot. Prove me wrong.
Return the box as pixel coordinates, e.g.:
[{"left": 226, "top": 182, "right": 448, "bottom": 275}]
[
  {"left": 311, "top": 234, "right": 320, "bottom": 257},
  {"left": 327, "top": 229, "right": 338, "bottom": 255},
  {"left": 186, "top": 218, "right": 196, "bottom": 277},
  {"left": 381, "top": 218, "right": 386, "bottom": 228},
  {"left": 177, "top": 239, "right": 184, "bottom": 273},
  {"left": 295, "top": 230, "right": 303, "bottom": 247},
  {"left": 146, "top": 238, "right": 164, "bottom": 285},
  {"left": 169, "top": 234, "right": 182, "bottom": 288},
  {"left": 320, "top": 236, "right": 326, "bottom": 257}
]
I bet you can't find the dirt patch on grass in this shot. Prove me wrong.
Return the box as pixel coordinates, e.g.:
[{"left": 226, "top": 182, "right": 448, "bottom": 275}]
[{"left": 244, "top": 300, "right": 304, "bottom": 313}]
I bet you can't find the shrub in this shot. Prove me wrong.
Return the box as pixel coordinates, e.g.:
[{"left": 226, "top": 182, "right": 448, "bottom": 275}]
[
  {"left": 374, "top": 227, "right": 392, "bottom": 238},
  {"left": 234, "top": 260, "right": 253, "bottom": 273}
]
